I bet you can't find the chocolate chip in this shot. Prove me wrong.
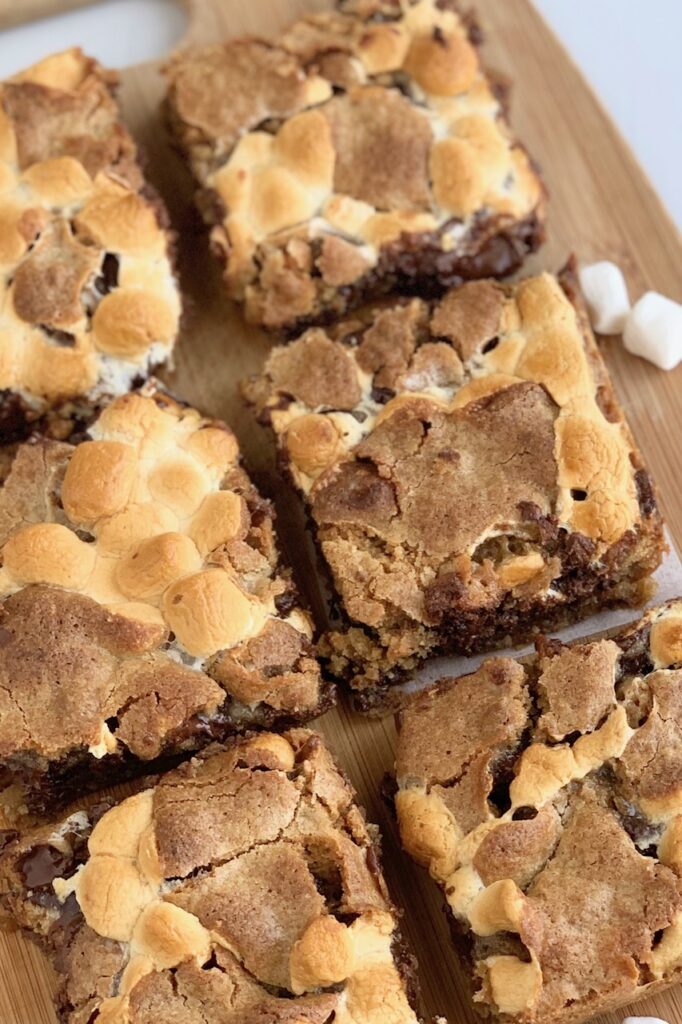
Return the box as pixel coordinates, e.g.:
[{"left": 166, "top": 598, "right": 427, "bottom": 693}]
[
  {"left": 481, "top": 336, "right": 499, "bottom": 354},
  {"left": 370, "top": 386, "right": 395, "bottom": 404},
  {"left": 511, "top": 806, "right": 537, "bottom": 821},
  {"left": 201, "top": 951, "right": 221, "bottom": 971},
  {"left": 634, "top": 468, "right": 657, "bottom": 517},
  {"left": 617, "top": 626, "right": 653, "bottom": 679},
  {"left": 487, "top": 748, "right": 520, "bottom": 816},
  {"left": 56, "top": 890, "right": 82, "bottom": 927},
  {"left": 570, "top": 489, "right": 587, "bottom": 501},
  {"left": 274, "top": 591, "right": 297, "bottom": 617},
  {"left": 17, "top": 844, "right": 72, "bottom": 888},
  {"left": 93, "top": 253, "right": 120, "bottom": 296},
  {"left": 0, "top": 389, "right": 35, "bottom": 444},
  {"left": 40, "top": 325, "right": 76, "bottom": 347},
  {"left": 562, "top": 530, "right": 596, "bottom": 569}
]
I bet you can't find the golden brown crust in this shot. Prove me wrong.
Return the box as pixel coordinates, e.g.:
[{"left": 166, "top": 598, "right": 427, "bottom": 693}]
[
  {"left": 245, "top": 269, "right": 664, "bottom": 698},
  {"left": 164, "top": 0, "right": 545, "bottom": 330},
  {"left": 394, "top": 600, "right": 682, "bottom": 1024},
  {"left": 0, "top": 386, "right": 328, "bottom": 808},
  {"left": 0, "top": 732, "right": 419, "bottom": 1024},
  {"left": 0, "top": 49, "right": 179, "bottom": 432}
]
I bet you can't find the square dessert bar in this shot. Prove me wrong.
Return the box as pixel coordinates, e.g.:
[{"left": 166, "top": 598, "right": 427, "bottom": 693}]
[
  {"left": 0, "top": 384, "right": 331, "bottom": 816},
  {"left": 0, "top": 49, "right": 180, "bottom": 441},
  {"left": 245, "top": 266, "right": 665, "bottom": 709},
  {"left": 164, "top": 0, "right": 545, "bottom": 331},
  {"left": 0, "top": 730, "right": 426, "bottom": 1024},
  {"left": 392, "top": 600, "right": 682, "bottom": 1024}
]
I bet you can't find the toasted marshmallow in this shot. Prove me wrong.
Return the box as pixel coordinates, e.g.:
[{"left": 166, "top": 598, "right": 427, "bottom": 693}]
[
  {"left": 623, "top": 291, "right": 682, "bottom": 371},
  {"left": 578, "top": 261, "right": 630, "bottom": 334}
]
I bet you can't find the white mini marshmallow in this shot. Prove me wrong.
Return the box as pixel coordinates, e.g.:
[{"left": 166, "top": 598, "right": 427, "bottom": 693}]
[
  {"left": 623, "top": 291, "right": 682, "bottom": 371},
  {"left": 578, "top": 261, "right": 631, "bottom": 334},
  {"left": 623, "top": 1018, "right": 670, "bottom": 1024}
]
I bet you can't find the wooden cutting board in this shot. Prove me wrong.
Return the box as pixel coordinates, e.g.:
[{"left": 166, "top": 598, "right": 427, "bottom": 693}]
[{"left": 1, "top": 2, "right": 682, "bottom": 1022}]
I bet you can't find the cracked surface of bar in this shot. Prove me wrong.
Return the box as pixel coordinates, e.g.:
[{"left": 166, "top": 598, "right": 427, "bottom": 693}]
[
  {"left": 0, "top": 385, "right": 330, "bottom": 816},
  {"left": 245, "top": 267, "right": 664, "bottom": 707},
  {"left": 164, "top": 0, "right": 544, "bottom": 331},
  {"left": 393, "top": 600, "right": 682, "bottom": 1024},
  {"left": 0, "top": 49, "right": 180, "bottom": 441},
  {"left": 0, "top": 730, "right": 423, "bottom": 1024}
]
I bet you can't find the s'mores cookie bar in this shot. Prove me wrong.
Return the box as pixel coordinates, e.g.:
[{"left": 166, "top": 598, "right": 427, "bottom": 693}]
[
  {"left": 164, "top": 0, "right": 545, "bottom": 332},
  {"left": 0, "top": 386, "right": 331, "bottom": 815},
  {"left": 245, "top": 266, "right": 664, "bottom": 708},
  {"left": 392, "top": 600, "right": 682, "bottom": 1024},
  {"left": 0, "top": 731, "right": 425, "bottom": 1024},
  {"left": 0, "top": 49, "right": 180, "bottom": 441}
]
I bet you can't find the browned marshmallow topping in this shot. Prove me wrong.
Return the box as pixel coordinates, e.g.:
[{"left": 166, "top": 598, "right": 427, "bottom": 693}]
[
  {"left": 0, "top": 387, "right": 329, "bottom": 813},
  {"left": 0, "top": 49, "right": 180, "bottom": 435},
  {"left": 394, "top": 600, "right": 682, "bottom": 1024},
  {"left": 0, "top": 731, "right": 421, "bottom": 1024},
  {"left": 245, "top": 269, "right": 663, "bottom": 702},
  {"left": 164, "top": 0, "right": 544, "bottom": 330}
]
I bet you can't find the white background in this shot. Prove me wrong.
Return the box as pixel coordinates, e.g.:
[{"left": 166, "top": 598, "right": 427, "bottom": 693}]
[
  {"left": 535, "top": 0, "right": 682, "bottom": 228},
  {"left": 0, "top": 0, "right": 680, "bottom": 228}
]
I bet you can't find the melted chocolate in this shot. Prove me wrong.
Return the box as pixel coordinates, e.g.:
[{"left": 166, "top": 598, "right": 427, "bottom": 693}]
[
  {"left": 274, "top": 591, "right": 297, "bottom": 617},
  {"left": 93, "top": 253, "right": 120, "bottom": 297},
  {"left": 635, "top": 468, "right": 658, "bottom": 517},
  {"left": 18, "top": 844, "right": 73, "bottom": 889}
]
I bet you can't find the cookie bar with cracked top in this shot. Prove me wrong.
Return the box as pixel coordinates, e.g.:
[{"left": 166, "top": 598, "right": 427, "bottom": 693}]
[
  {"left": 0, "top": 48, "right": 180, "bottom": 441},
  {"left": 0, "top": 730, "right": 429, "bottom": 1024},
  {"left": 392, "top": 599, "right": 682, "bottom": 1024},
  {"left": 163, "top": 0, "right": 545, "bottom": 332},
  {"left": 0, "top": 385, "right": 331, "bottom": 816},
  {"left": 244, "top": 266, "right": 664, "bottom": 708}
]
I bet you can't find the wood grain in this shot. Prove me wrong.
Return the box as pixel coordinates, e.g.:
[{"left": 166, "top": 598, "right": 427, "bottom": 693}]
[
  {"left": 1, "top": 1, "right": 682, "bottom": 1023},
  {"left": 0, "top": 0, "right": 100, "bottom": 31}
]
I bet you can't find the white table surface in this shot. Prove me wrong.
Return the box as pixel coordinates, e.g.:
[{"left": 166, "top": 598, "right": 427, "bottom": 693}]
[
  {"left": 0, "top": 0, "right": 680, "bottom": 230},
  {"left": 535, "top": 0, "right": 682, "bottom": 230}
]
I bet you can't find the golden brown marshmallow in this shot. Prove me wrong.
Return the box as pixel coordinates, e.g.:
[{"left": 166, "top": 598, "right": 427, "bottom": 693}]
[
  {"left": 163, "top": 569, "right": 267, "bottom": 657},
  {"left": 0, "top": 48, "right": 180, "bottom": 428},
  {"left": 163, "top": 1, "right": 545, "bottom": 331},
  {"left": 245, "top": 267, "right": 661, "bottom": 698},
  {"left": 116, "top": 533, "right": 202, "bottom": 600},
  {"left": 3, "top": 523, "right": 96, "bottom": 589},
  {"left": 0, "top": 733, "right": 418, "bottom": 1024},
  {"left": 62, "top": 441, "right": 138, "bottom": 525},
  {"left": 0, "top": 386, "right": 327, "bottom": 804},
  {"left": 290, "top": 916, "right": 355, "bottom": 993}
]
